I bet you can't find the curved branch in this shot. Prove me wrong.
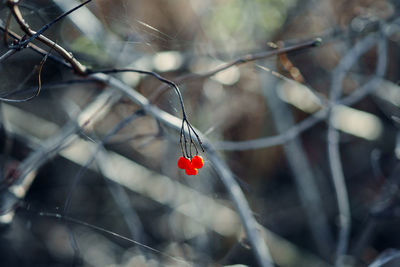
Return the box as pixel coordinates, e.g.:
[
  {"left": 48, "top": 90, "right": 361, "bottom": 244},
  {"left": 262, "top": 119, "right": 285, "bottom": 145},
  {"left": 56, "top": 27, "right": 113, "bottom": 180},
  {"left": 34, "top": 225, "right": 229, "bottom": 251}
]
[{"left": 90, "top": 72, "right": 275, "bottom": 267}]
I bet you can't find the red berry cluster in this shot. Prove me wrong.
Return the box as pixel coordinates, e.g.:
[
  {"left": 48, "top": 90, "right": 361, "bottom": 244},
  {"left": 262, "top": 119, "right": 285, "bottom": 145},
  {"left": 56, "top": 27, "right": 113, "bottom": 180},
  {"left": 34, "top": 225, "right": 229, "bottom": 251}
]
[{"left": 177, "top": 155, "right": 204, "bottom": 175}]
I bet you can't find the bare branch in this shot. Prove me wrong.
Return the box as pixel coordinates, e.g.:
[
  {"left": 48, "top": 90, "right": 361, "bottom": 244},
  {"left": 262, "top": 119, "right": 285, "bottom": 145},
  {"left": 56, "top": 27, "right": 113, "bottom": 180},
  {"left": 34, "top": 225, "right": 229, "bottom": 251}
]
[
  {"left": 149, "top": 38, "right": 322, "bottom": 102},
  {"left": 0, "top": 89, "right": 121, "bottom": 215},
  {"left": 7, "top": 1, "right": 88, "bottom": 75},
  {"left": 90, "top": 72, "right": 275, "bottom": 267},
  {"left": 8, "top": 0, "right": 92, "bottom": 50}
]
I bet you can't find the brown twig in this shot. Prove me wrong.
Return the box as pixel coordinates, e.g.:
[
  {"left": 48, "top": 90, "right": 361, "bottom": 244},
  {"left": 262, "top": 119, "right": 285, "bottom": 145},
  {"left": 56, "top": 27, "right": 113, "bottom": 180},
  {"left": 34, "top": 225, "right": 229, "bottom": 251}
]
[
  {"left": 0, "top": 24, "right": 73, "bottom": 68},
  {"left": 36, "top": 44, "right": 55, "bottom": 97},
  {"left": 7, "top": 0, "right": 88, "bottom": 75},
  {"left": 148, "top": 38, "right": 322, "bottom": 103}
]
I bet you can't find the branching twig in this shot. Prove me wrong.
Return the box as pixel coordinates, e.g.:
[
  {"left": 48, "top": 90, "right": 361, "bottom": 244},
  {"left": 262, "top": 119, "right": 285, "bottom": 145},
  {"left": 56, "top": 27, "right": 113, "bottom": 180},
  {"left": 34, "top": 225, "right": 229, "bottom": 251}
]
[
  {"left": 0, "top": 23, "right": 73, "bottom": 68},
  {"left": 215, "top": 64, "right": 386, "bottom": 151},
  {"left": 0, "top": 7, "right": 322, "bottom": 157},
  {"left": 8, "top": 0, "right": 92, "bottom": 50},
  {"left": 6, "top": 0, "right": 89, "bottom": 75},
  {"left": 149, "top": 38, "right": 322, "bottom": 103},
  {"left": 90, "top": 72, "right": 275, "bottom": 267},
  {"left": 0, "top": 89, "right": 122, "bottom": 215},
  {"left": 0, "top": 3, "right": 340, "bottom": 266}
]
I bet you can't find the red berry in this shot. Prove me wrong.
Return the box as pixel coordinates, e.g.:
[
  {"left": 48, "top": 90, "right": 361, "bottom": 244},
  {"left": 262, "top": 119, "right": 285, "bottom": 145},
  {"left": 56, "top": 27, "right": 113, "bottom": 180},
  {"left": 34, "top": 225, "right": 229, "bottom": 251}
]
[
  {"left": 191, "top": 155, "right": 204, "bottom": 169},
  {"left": 185, "top": 166, "right": 198, "bottom": 176},
  {"left": 177, "top": 157, "right": 190, "bottom": 169}
]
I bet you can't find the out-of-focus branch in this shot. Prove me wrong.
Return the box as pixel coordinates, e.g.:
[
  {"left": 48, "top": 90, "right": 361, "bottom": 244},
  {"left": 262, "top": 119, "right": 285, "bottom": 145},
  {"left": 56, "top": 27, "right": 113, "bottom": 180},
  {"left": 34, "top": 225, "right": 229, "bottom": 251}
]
[
  {"left": 327, "top": 32, "right": 387, "bottom": 266},
  {"left": 149, "top": 38, "right": 322, "bottom": 102},
  {"left": 0, "top": 89, "right": 121, "bottom": 215},
  {"left": 90, "top": 72, "right": 275, "bottom": 267},
  {"left": 1, "top": 5, "right": 277, "bottom": 265},
  {"left": 8, "top": 0, "right": 92, "bottom": 50},
  {"left": 0, "top": 22, "right": 74, "bottom": 68},
  {"left": 0, "top": 49, "right": 16, "bottom": 64},
  {"left": 215, "top": 38, "right": 387, "bottom": 152},
  {"left": 259, "top": 63, "right": 333, "bottom": 258}
]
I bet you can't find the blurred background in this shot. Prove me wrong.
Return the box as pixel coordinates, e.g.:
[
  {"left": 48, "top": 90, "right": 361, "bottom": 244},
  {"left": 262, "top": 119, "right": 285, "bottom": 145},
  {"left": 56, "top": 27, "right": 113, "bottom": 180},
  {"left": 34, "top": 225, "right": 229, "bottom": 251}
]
[{"left": 0, "top": 0, "right": 400, "bottom": 266}]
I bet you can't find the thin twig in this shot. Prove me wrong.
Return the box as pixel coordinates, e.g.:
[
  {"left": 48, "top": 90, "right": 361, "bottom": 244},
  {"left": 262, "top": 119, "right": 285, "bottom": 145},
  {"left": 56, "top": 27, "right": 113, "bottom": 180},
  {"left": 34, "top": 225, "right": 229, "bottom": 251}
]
[
  {"left": 63, "top": 110, "right": 143, "bottom": 213},
  {"left": 8, "top": 0, "right": 92, "bottom": 50},
  {"left": 149, "top": 38, "right": 322, "bottom": 103},
  {"left": 0, "top": 49, "right": 17, "bottom": 64},
  {"left": 89, "top": 69, "right": 188, "bottom": 118},
  {"left": 35, "top": 44, "right": 54, "bottom": 97},
  {"left": 0, "top": 45, "right": 54, "bottom": 102},
  {"left": 0, "top": 23, "right": 74, "bottom": 68},
  {"left": 0, "top": 15, "right": 320, "bottom": 154},
  {"left": 7, "top": 1, "right": 88, "bottom": 75},
  {"left": 37, "top": 211, "right": 190, "bottom": 266},
  {"left": 90, "top": 72, "right": 275, "bottom": 267}
]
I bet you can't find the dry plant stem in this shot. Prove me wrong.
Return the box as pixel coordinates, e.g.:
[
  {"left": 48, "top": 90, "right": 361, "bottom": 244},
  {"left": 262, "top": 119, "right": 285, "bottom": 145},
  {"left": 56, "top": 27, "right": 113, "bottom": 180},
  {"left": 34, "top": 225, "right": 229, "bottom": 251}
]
[
  {"left": 328, "top": 33, "right": 387, "bottom": 265},
  {"left": 7, "top": 1, "right": 88, "bottom": 75},
  {"left": 35, "top": 45, "right": 54, "bottom": 97},
  {"left": 8, "top": 0, "right": 92, "bottom": 50},
  {"left": 90, "top": 72, "right": 274, "bottom": 267},
  {"left": 1, "top": 8, "right": 320, "bottom": 132},
  {"left": 88, "top": 68, "right": 205, "bottom": 155},
  {"left": 1, "top": 20, "right": 203, "bottom": 153},
  {"left": 0, "top": 20, "right": 322, "bottom": 151},
  {"left": 0, "top": 6, "right": 330, "bottom": 265},
  {"left": 185, "top": 38, "right": 321, "bottom": 78},
  {"left": 149, "top": 38, "right": 322, "bottom": 103},
  {"left": 89, "top": 69, "right": 188, "bottom": 118},
  {"left": 1, "top": 21, "right": 273, "bottom": 264},
  {"left": 0, "top": 24, "right": 78, "bottom": 68},
  {"left": 3, "top": 10, "right": 383, "bottom": 154}
]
